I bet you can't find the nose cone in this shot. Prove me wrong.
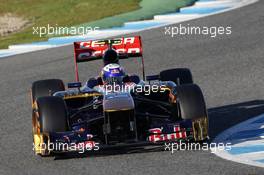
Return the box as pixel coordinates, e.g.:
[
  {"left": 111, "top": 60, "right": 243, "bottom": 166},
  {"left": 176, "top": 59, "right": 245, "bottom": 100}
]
[{"left": 103, "top": 93, "right": 134, "bottom": 112}]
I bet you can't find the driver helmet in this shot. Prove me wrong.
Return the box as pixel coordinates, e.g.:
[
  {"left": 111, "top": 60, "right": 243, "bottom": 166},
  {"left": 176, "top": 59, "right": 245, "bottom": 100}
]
[
  {"left": 101, "top": 63, "right": 125, "bottom": 85},
  {"left": 103, "top": 49, "right": 119, "bottom": 66}
]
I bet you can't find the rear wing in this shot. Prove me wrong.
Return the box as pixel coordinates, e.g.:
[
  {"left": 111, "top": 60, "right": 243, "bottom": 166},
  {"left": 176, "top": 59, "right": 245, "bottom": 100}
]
[{"left": 73, "top": 36, "right": 145, "bottom": 81}]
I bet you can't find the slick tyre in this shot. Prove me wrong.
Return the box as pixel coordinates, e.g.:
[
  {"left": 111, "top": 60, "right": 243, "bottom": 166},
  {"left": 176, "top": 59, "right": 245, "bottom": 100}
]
[
  {"left": 31, "top": 79, "right": 65, "bottom": 102},
  {"left": 33, "top": 96, "right": 68, "bottom": 156},
  {"left": 36, "top": 96, "right": 69, "bottom": 133},
  {"left": 176, "top": 84, "right": 208, "bottom": 141},
  {"left": 160, "top": 68, "right": 193, "bottom": 85},
  {"left": 176, "top": 84, "right": 207, "bottom": 120}
]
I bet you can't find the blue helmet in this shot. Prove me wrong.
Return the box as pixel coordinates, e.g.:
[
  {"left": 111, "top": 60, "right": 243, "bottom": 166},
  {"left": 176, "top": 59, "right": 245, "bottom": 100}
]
[{"left": 101, "top": 63, "right": 125, "bottom": 84}]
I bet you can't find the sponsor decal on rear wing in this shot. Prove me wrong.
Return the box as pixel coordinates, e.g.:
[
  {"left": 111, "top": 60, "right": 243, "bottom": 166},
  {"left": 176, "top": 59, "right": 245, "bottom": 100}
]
[
  {"left": 74, "top": 36, "right": 143, "bottom": 62},
  {"left": 73, "top": 36, "right": 145, "bottom": 81}
]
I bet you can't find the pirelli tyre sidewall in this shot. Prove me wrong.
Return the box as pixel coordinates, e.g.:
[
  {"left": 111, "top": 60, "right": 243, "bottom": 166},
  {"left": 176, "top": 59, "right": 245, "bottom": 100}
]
[
  {"left": 33, "top": 96, "right": 68, "bottom": 156},
  {"left": 176, "top": 84, "right": 209, "bottom": 141}
]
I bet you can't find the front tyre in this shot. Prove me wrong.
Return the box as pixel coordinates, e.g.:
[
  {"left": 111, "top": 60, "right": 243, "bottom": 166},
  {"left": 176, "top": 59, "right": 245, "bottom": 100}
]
[
  {"left": 176, "top": 84, "right": 209, "bottom": 141},
  {"left": 32, "top": 96, "right": 68, "bottom": 156}
]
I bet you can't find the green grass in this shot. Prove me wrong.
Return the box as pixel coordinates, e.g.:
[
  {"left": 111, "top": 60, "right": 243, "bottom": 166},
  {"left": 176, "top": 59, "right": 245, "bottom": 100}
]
[
  {"left": 0, "top": 0, "right": 141, "bottom": 49},
  {"left": 79, "top": 0, "right": 196, "bottom": 29}
]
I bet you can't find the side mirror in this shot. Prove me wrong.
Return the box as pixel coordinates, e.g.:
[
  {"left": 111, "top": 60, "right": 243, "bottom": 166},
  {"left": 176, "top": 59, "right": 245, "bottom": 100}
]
[{"left": 68, "top": 82, "right": 82, "bottom": 89}]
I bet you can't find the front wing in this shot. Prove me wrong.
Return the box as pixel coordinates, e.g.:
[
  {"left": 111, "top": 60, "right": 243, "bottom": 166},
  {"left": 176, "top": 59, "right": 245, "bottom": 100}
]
[{"left": 33, "top": 118, "right": 208, "bottom": 155}]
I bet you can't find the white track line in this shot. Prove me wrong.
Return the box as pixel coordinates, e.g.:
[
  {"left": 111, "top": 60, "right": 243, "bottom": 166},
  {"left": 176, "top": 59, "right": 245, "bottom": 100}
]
[{"left": 212, "top": 113, "right": 264, "bottom": 168}]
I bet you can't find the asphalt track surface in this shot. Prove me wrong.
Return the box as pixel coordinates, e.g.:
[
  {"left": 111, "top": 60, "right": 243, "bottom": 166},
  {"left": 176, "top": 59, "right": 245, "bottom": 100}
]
[{"left": 0, "top": 1, "right": 264, "bottom": 175}]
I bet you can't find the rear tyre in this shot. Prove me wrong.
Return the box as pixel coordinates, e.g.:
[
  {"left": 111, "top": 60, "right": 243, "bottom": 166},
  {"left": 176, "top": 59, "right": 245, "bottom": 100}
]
[
  {"left": 160, "top": 68, "right": 193, "bottom": 85},
  {"left": 31, "top": 79, "right": 65, "bottom": 102},
  {"left": 33, "top": 96, "right": 68, "bottom": 156},
  {"left": 176, "top": 84, "right": 208, "bottom": 141}
]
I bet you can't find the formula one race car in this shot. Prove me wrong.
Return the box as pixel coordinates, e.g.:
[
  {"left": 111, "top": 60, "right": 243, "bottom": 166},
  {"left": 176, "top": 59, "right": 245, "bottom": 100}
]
[{"left": 31, "top": 36, "right": 209, "bottom": 156}]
